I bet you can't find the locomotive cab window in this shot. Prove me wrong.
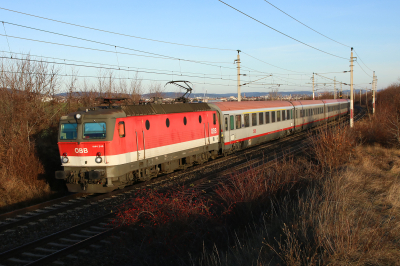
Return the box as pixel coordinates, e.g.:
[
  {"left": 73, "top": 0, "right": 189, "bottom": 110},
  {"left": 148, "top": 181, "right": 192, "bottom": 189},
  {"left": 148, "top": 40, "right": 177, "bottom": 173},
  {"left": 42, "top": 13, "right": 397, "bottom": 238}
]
[
  {"left": 60, "top": 123, "right": 77, "bottom": 140},
  {"left": 213, "top": 113, "right": 216, "bottom": 125},
  {"left": 118, "top": 122, "right": 125, "bottom": 138},
  {"left": 83, "top": 122, "right": 106, "bottom": 139}
]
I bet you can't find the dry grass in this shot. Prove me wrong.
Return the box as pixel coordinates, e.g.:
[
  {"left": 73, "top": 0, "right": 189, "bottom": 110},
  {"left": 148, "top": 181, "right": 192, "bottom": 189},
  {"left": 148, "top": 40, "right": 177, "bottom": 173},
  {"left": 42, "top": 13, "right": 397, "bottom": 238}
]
[{"left": 195, "top": 145, "right": 400, "bottom": 266}]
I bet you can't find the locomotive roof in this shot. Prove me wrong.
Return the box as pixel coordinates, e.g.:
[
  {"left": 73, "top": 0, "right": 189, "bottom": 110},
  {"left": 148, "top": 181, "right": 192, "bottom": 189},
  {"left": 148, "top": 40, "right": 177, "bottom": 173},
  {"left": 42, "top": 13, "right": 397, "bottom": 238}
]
[
  {"left": 121, "top": 102, "right": 211, "bottom": 116},
  {"left": 210, "top": 101, "right": 293, "bottom": 111}
]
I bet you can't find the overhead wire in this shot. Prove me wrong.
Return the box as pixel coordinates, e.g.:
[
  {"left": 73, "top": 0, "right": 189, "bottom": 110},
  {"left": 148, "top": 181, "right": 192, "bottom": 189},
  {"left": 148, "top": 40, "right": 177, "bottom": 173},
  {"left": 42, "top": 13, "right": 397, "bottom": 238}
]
[
  {"left": 217, "top": 0, "right": 348, "bottom": 60},
  {"left": 0, "top": 7, "right": 235, "bottom": 51},
  {"left": 0, "top": 69, "right": 244, "bottom": 88},
  {"left": 0, "top": 56, "right": 241, "bottom": 82},
  {"left": 0, "top": 22, "right": 232, "bottom": 64},
  {"left": 261, "top": 0, "right": 350, "bottom": 48},
  {"left": 0, "top": 8, "right": 324, "bottom": 75},
  {"left": 355, "top": 60, "right": 373, "bottom": 78},
  {"left": 353, "top": 50, "right": 373, "bottom": 72},
  {"left": 0, "top": 33, "right": 238, "bottom": 70},
  {"left": 241, "top": 52, "right": 307, "bottom": 74},
  {"left": 0, "top": 50, "right": 239, "bottom": 77}
]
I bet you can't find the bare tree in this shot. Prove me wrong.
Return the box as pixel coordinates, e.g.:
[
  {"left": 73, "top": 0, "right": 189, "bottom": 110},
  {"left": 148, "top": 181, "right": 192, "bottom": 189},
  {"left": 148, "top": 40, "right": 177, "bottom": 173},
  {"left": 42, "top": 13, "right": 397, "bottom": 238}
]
[
  {"left": 148, "top": 81, "right": 165, "bottom": 99},
  {"left": 269, "top": 87, "right": 280, "bottom": 101}
]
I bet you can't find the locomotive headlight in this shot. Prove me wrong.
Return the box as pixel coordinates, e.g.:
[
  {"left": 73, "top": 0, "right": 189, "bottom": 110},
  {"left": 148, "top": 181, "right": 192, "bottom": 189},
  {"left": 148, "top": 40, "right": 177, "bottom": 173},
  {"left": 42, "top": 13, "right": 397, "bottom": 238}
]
[
  {"left": 62, "top": 152, "right": 69, "bottom": 163},
  {"left": 95, "top": 152, "right": 102, "bottom": 163},
  {"left": 75, "top": 113, "right": 82, "bottom": 119}
]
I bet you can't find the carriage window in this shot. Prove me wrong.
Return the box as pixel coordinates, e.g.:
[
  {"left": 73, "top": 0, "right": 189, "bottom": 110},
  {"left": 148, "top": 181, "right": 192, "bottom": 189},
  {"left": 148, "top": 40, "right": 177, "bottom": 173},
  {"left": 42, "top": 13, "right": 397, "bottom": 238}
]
[
  {"left": 230, "top": 115, "right": 234, "bottom": 130},
  {"left": 265, "top": 112, "right": 270, "bottom": 123},
  {"left": 277, "top": 111, "right": 281, "bottom": 122},
  {"left": 213, "top": 113, "right": 216, "bottom": 125},
  {"left": 225, "top": 117, "right": 228, "bottom": 131},
  {"left": 236, "top": 115, "right": 241, "bottom": 129},
  {"left": 282, "top": 110, "right": 286, "bottom": 121},
  {"left": 259, "top": 113, "right": 264, "bottom": 125},
  {"left": 252, "top": 113, "right": 257, "bottom": 126},
  {"left": 287, "top": 110, "right": 291, "bottom": 120},
  {"left": 244, "top": 114, "right": 250, "bottom": 127},
  {"left": 296, "top": 110, "right": 298, "bottom": 118},
  {"left": 83, "top": 122, "right": 106, "bottom": 139},
  {"left": 271, "top": 111, "right": 276, "bottom": 123},
  {"left": 118, "top": 122, "right": 125, "bottom": 137},
  {"left": 60, "top": 123, "right": 77, "bottom": 140},
  {"left": 290, "top": 109, "right": 293, "bottom": 119}
]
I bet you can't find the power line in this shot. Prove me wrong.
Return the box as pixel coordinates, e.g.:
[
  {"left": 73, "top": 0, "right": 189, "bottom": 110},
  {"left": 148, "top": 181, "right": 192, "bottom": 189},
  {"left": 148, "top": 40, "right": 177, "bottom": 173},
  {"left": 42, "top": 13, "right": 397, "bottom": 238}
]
[
  {"left": 0, "top": 6, "right": 235, "bottom": 52},
  {"left": 1, "top": 22, "right": 11, "bottom": 54},
  {"left": 0, "top": 8, "right": 328, "bottom": 78},
  {"left": 0, "top": 69, "right": 243, "bottom": 88},
  {"left": 217, "top": 0, "right": 348, "bottom": 60},
  {"left": 262, "top": 0, "right": 350, "bottom": 48},
  {"left": 353, "top": 50, "right": 373, "bottom": 72},
  {"left": 0, "top": 50, "right": 239, "bottom": 78},
  {"left": 355, "top": 60, "right": 373, "bottom": 78},
  {"left": 0, "top": 55, "right": 242, "bottom": 82},
  {"left": 0, "top": 33, "right": 237, "bottom": 70},
  {"left": 0, "top": 22, "right": 232, "bottom": 64},
  {"left": 241, "top": 52, "right": 307, "bottom": 73}
]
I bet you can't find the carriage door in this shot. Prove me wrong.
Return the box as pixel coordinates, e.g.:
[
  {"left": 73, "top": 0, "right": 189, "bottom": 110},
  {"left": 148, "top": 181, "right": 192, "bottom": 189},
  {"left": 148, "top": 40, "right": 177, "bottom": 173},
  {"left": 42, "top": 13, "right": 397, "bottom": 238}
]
[{"left": 223, "top": 114, "right": 230, "bottom": 144}]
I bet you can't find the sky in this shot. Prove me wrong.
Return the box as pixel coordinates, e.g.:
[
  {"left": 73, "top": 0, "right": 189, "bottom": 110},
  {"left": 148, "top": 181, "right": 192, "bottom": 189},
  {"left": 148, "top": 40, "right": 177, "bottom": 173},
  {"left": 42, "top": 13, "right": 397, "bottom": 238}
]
[{"left": 0, "top": 0, "right": 398, "bottom": 96}]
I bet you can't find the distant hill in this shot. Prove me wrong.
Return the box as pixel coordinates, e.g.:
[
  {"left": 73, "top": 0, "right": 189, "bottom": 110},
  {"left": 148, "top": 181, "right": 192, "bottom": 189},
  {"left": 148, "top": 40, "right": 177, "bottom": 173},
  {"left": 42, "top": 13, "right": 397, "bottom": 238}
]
[{"left": 55, "top": 90, "right": 354, "bottom": 99}]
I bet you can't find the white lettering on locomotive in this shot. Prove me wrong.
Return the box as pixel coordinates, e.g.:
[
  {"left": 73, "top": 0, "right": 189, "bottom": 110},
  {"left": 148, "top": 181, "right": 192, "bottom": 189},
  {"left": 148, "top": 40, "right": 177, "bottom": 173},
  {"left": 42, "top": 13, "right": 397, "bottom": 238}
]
[
  {"left": 75, "top": 148, "right": 88, "bottom": 153},
  {"left": 211, "top": 128, "right": 217, "bottom": 134}
]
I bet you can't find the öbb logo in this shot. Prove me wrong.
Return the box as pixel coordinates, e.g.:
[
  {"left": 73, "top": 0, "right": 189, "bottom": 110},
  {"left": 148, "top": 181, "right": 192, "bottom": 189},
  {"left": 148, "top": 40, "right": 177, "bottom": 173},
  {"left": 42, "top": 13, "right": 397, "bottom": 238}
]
[{"left": 75, "top": 148, "right": 88, "bottom": 154}]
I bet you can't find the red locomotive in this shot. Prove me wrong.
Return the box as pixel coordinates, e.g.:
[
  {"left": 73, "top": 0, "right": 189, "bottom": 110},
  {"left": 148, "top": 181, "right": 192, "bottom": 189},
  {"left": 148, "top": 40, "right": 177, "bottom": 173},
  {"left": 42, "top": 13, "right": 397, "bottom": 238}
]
[{"left": 56, "top": 98, "right": 349, "bottom": 193}]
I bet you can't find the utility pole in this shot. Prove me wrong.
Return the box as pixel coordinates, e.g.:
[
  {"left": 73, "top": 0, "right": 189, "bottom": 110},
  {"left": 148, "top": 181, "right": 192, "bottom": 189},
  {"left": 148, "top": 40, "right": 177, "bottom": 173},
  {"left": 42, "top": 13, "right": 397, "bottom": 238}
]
[
  {"left": 359, "top": 89, "right": 362, "bottom": 105},
  {"left": 350, "top": 47, "right": 355, "bottom": 128},
  {"left": 366, "top": 87, "right": 367, "bottom": 106},
  {"left": 372, "top": 71, "right": 377, "bottom": 114},
  {"left": 236, "top": 50, "right": 241, "bottom": 102},
  {"left": 340, "top": 83, "right": 343, "bottom": 98},
  {"left": 312, "top": 73, "right": 315, "bottom": 100},
  {"left": 334, "top": 77, "right": 336, "bottom": 99}
]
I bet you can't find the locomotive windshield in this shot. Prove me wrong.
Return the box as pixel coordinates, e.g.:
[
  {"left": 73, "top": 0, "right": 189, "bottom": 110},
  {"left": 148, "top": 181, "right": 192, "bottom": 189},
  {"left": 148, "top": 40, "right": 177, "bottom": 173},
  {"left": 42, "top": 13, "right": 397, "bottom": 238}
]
[
  {"left": 83, "top": 122, "right": 106, "bottom": 139},
  {"left": 60, "top": 123, "right": 78, "bottom": 140}
]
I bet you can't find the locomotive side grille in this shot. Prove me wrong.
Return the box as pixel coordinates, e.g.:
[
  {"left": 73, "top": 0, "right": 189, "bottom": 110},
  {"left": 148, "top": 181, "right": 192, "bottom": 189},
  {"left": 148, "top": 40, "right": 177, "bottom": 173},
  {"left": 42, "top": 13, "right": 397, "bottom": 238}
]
[{"left": 121, "top": 105, "right": 156, "bottom": 116}]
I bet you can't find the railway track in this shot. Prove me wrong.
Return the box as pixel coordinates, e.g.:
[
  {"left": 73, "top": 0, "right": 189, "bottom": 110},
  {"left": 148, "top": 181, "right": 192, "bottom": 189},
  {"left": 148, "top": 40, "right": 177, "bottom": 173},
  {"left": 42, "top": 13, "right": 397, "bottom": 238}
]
[{"left": 0, "top": 108, "right": 365, "bottom": 265}]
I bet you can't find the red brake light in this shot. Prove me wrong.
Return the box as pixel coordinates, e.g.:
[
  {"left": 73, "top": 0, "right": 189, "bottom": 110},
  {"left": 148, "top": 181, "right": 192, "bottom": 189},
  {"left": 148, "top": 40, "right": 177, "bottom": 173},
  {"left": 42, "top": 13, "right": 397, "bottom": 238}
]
[
  {"left": 96, "top": 152, "right": 101, "bottom": 157},
  {"left": 63, "top": 152, "right": 67, "bottom": 157}
]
